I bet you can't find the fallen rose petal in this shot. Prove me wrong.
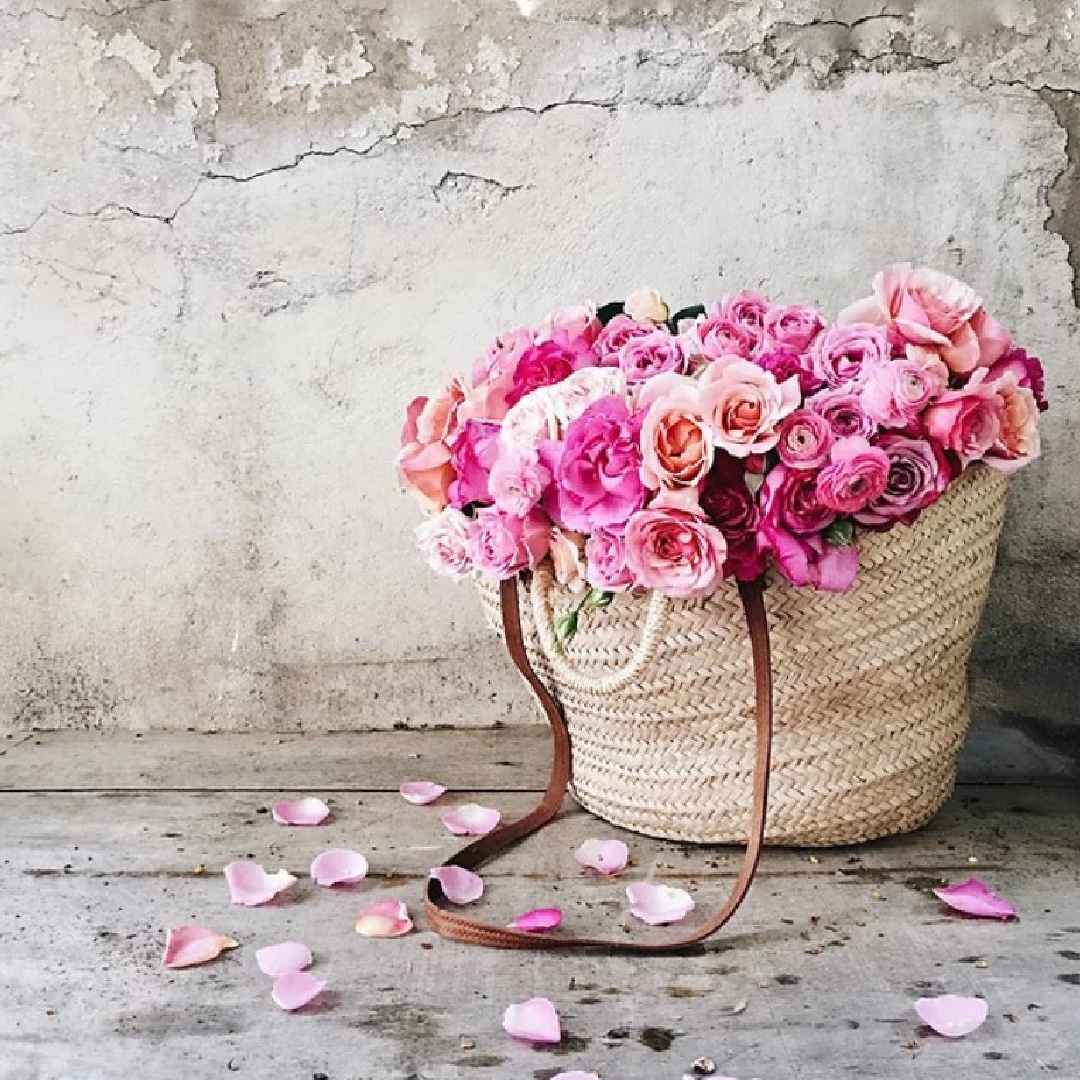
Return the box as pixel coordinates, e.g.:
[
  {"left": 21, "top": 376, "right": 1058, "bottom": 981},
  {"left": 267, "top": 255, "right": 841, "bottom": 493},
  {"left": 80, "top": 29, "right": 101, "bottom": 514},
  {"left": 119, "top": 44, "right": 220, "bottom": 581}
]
[
  {"left": 933, "top": 878, "right": 1017, "bottom": 920},
  {"left": 355, "top": 899, "right": 413, "bottom": 938},
  {"left": 626, "top": 882, "right": 696, "bottom": 926},
  {"left": 551, "top": 1073, "right": 601, "bottom": 1080},
  {"left": 223, "top": 861, "right": 297, "bottom": 906},
  {"left": 508, "top": 907, "right": 563, "bottom": 933},
  {"left": 399, "top": 781, "right": 447, "bottom": 805},
  {"left": 310, "top": 849, "right": 369, "bottom": 887},
  {"left": 162, "top": 926, "right": 239, "bottom": 969},
  {"left": 914, "top": 994, "right": 989, "bottom": 1038},
  {"left": 255, "top": 941, "right": 312, "bottom": 978},
  {"left": 271, "top": 797, "right": 330, "bottom": 826},
  {"left": 575, "top": 837, "right": 629, "bottom": 875},
  {"left": 441, "top": 803, "right": 501, "bottom": 836},
  {"left": 429, "top": 866, "right": 484, "bottom": 905},
  {"left": 271, "top": 970, "right": 325, "bottom": 1011},
  {"left": 503, "top": 997, "right": 562, "bottom": 1044}
]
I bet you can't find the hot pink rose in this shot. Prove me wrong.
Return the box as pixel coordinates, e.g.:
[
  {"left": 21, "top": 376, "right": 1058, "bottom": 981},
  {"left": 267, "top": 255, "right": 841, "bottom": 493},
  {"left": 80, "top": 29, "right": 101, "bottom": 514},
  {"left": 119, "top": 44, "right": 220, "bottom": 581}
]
[
  {"left": 585, "top": 528, "right": 634, "bottom": 592},
  {"left": 595, "top": 315, "right": 654, "bottom": 365},
  {"left": 763, "top": 305, "right": 825, "bottom": 353},
  {"left": 854, "top": 435, "right": 951, "bottom": 526},
  {"left": 808, "top": 386, "right": 877, "bottom": 439},
  {"left": 448, "top": 420, "right": 501, "bottom": 509},
  {"left": 470, "top": 507, "right": 549, "bottom": 580},
  {"left": 508, "top": 332, "right": 596, "bottom": 407},
  {"left": 987, "top": 347, "right": 1047, "bottom": 411},
  {"left": 639, "top": 379, "right": 713, "bottom": 489},
  {"left": 758, "top": 521, "right": 859, "bottom": 592},
  {"left": 718, "top": 291, "right": 769, "bottom": 348},
  {"left": 816, "top": 436, "right": 890, "bottom": 514},
  {"left": 542, "top": 304, "right": 601, "bottom": 345},
  {"left": 984, "top": 372, "right": 1040, "bottom": 474},
  {"left": 546, "top": 396, "right": 646, "bottom": 533},
  {"left": 923, "top": 371, "right": 1003, "bottom": 464},
  {"left": 623, "top": 503, "right": 727, "bottom": 599},
  {"left": 699, "top": 455, "right": 765, "bottom": 580},
  {"left": 415, "top": 508, "right": 475, "bottom": 579},
  {"left": 689, "top": 313, "right": 757, "bottom": 361},
  {"left": 488, "top": 445, "right": 552, "bottom": 517},
  {"left": 755, "top": 347, "right": 824, "bottom": 396},
  {"left": 699, "top": 358, "right": 801, "bottom": 458},
  {"left": 396, "top": 379, "right": 466, "bottom": 511},
  {"left": 860, "top": 352, "right": 949, "bottom": 427},
  {"left": 759, "top": 463, "right": 836, "bottom": 535},
  {"left": 810, "top": 323, "right": 890, "bottom": 387},
  {"left": 776, "top": 409, "right": 834, "bottom": 470},
  {"left": 617, "top": 328, "right": 690, "bottom": 384}
]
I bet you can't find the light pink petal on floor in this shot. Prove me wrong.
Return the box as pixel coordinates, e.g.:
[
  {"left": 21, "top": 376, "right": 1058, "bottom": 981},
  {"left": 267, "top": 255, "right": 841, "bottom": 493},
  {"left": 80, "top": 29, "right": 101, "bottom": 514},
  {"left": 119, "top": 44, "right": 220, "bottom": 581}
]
[
  {"left": 271, "top": 797, "right": 330, "bottom": 826},
  {"left": 441, "top": 803, "right": 501, "bottom": 836},
  {"left": 429, "top": 866, "right": 484, "bottom": 905},
  {"left": 914, "top": 994, "right": 989, "bottom": 1038},
  {"left": 508, "top": 907, "right": 563, "bottom": 933},
  {"left": 933, "top": 878, "right": 1017, "bottom": 920},
  {"left": 162, "top": 926, "right": 239, "bottom": 969},
  {"left": 355, "top": 899, "right": 414, "bottom": 938},
  {"left": 224, "top": 861, "right": 297, "bottom": 906},
  {"left": 552, "top": 1073, "right": 601, "bottom": 1080},
  {"left": 503, "top": 997, "right": 562, "bottom": 1044},
  {"left": 400, "top": 781, "right": 447, "bottom": 805},
  {"left": 255, "top": 941, "right": 312, "bottom": 978},
  {"left": 310, "top": 849, "right": 369, "bottom": 887},
  {"left": 575, "top": 838, "right": 629, "bottom": 875},
  {"left": 272, "top": 971, "right": 325, "bottom": 1011},
  {"left": 626, "top": 882, "right": 696, "bottom": 926}
]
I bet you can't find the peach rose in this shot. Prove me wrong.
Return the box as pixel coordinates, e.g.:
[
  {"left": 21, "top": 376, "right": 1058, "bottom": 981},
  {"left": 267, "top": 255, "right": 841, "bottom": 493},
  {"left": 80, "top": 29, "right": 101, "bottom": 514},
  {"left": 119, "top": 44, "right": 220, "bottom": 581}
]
[
  {"left": 548, "top": 528, "right": 588, "bottom": 593},
  {"left": 639, "top": 379, "right": 713, "bottom": 489},
  {"left": 984, "top": 371, "right": 1040, "bottom": 473},
  {"left": 698, "top": 357, "right": 800, "bottom": 458},
  {"left": 396, "top": 378, "right": 466, "bottom": 510}
]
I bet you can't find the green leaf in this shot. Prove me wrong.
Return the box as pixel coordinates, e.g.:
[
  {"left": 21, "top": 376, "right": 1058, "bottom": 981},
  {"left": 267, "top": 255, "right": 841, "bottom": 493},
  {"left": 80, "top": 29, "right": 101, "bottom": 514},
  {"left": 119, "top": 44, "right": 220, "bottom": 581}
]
[
  {"left": 825, "top": 518, "right": 855, "bottom": 546},
  {"left": 554, "top": 611, "right": 579, "bottom": 646},
  {"left": 584, "top": 588, "right": 614, "bottom": 610},
  {"left": 596, "top": 301, "right": 624, "bottom": 326},
  {"left": 668, "top": 304, "right": 705, "bottom": 330}
]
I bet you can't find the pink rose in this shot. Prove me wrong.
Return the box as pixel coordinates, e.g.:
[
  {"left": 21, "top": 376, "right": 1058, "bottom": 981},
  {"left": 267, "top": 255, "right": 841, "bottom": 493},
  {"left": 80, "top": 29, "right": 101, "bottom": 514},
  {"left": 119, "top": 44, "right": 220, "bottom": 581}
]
[
  {"left": 755, "top": 347, "right": 824, "bottom": 396},
  {"left": 776, "top": 408, "right": 834, "bottom": 470},
  {"left": 758, "top": 521, "right": 859, "bottom": 592},
  {"left": 762, "top": 305, "right": 825, "bottom": 353},
  {"left": 396, "top": 379, "right": 466, "bottom": 511},
  {"left": 508, "top": 332, "right": 596, "bottom": 407},
  {"left": 488, "top": 445, "right": 552, "bottom": 517},
  {"left": 808, "top": 386, "right": 877, "bottom": 439},
  {"left": 718, "top": 291, "right": 769, "bottom": 348},
  {"left": 595, "top": 315, "right": 654, "bottom": 365},
  {"left": 617, "top": 328, "right": 690, "bottom": 383},
  {"left": 639, "top": 379, "right": 713, "bottom": 489},
  {"left": 810, "top": 323, "right": 890, "bottom": 387},
  {"left": 689, "top": 313, "right": 758, "bottom": 361},
  {"left": 969, "top": 307, "right": 1012, "bottom": 368},
  {"left": 984, "top": 372, "right": 1040, "bottom": 474},
  {"left": 759, "top": 463, "right": 836, "bottom": 535},
  {"left": 546, "top": 395, "right": 646, "bottom": 533},
  {"left": 987, "top": 347, "right": 1048, "bottom": 412},
  {"left": 699, "top": 455, "right": 765, "bottom": 581},
  {"left": 816, "top": 436, "right": 890, "bottom": 514},
  {"left": 854, "top": 435, "right": 952, "bottom": 526},
  {"left": 448, "top": 420, "right": 500, "bottom": 509},
  {"left": 471, "top": 328, "right": 533, "bottom": 389},
  {"left": 585, "top": 528, "right": 635, "bottom": 593},
  {"left": 623, "top": 503, "right": 727, "bottom": 599},
  {"left": 923, "top": 371, "right": 1003, "bottom": 464},
  {"left": 699, "top": 358, "right": 801, "bottom": 458},
  {"left": 860, "top": 352, "right": 949, "bottom": 427},
  {"left": 542, "top": 304, "right": 601, "bottom": 344},
  {"left": 415, "top": 507, "right": 475, "bottom": 579},
  {"left": 470, "top": 507, "right": 549, "bottom": 580},
  {"left": 549, "top": 528, "right": 588, "bottom": 593}
]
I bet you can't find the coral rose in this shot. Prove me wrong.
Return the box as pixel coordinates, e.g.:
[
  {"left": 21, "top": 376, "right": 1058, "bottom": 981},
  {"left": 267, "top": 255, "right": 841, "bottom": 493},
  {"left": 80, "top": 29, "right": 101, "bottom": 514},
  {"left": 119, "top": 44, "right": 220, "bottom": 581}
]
[
  {"left": 639, "top": 378, "right": 713, "bottom": 489},
  {"left": 699, "top": 357, "right": 800, "bottom": 457},
  {"left": 396, "top": 379, "right": 466, "bottom": 511},
  {"left": 549, "top": 528, "right": 588, "bottom": 593},
  {"left": 984, "top": 372, "right": 1041, "bottom": 473}
]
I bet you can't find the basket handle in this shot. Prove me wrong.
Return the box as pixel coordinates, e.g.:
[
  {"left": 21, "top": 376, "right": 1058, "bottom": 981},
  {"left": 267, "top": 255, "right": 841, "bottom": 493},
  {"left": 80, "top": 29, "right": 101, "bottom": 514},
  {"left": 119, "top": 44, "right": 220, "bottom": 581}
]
[
  {"left": 529, "top": 564, "right": 671, "bottom": 694},
  {"left": 424, "top": 574, "right": 774, "bottom": 952}
]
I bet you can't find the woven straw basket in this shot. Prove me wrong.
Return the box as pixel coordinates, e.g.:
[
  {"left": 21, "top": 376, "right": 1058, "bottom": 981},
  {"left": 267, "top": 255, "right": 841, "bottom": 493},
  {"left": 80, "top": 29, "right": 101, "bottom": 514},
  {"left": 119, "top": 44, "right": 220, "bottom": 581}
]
[{"left": 477, "top": 465, "right": 1008, "bottom": 847}]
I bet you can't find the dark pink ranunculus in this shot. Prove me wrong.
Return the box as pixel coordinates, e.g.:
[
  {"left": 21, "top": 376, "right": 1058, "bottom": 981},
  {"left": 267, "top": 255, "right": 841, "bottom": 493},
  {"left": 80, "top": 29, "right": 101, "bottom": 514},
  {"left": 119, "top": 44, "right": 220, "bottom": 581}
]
[
  {"left": 617, "top": 328, "right": 690, "bottom": 383},
  {"left": 546, "top": 395, "right": 646, "bottom": 533},
  {"left": 923, "top": 371, "right": 1004, "bottom": 464},
  {"left": 585, "top": 528, "right": 635, "bottom": 592},
  {"left": 854, "top": 435, "right": 952, "bottom": 526},
  {"left": 757, "top": 520, "right": 859, "bottom": 592},
  {"left": 755, "top": 347, "right": 824, "bottom": 396},
  {"left": 986, "top": 347, "right": 1048, "bottom": 412},
  {"left": 507, "top": 332, "right": 596, "bottom": 407},
  {"left": 470, "top": 507, "right": 550, "bottom": 579},
  {"left": 816, "top": 436, "right": 891, "bottom": 514},
  {"left": 595, "top": 314, "right": 655, "bottom": 365},
  {"left": 810, "top": 323, "right": 891, "bottom": 387},
  {"left": 759, "top": 463, "right": 836, "bottom": 535},
  {"left": 448, "top": 419, "right": 501, "bottom": 509},
  {"left": 808, "top": 385, "right": 878, "bottom": 439},
  {"left": 762, "top": 304, "right": 825, "bottom": 353},
  {"left": 776, "top": 408, "right": 834, "bottom": 470},
  {"left": 691, "top": 313, "right": 758, "bottom": 361}
]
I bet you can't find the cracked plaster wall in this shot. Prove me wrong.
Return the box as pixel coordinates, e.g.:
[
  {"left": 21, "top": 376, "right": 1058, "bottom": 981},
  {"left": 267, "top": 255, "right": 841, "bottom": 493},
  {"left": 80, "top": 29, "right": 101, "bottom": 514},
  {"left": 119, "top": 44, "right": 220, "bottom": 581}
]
[{"left": 1, "top": 0, "right": 1078, "bottom": 732}]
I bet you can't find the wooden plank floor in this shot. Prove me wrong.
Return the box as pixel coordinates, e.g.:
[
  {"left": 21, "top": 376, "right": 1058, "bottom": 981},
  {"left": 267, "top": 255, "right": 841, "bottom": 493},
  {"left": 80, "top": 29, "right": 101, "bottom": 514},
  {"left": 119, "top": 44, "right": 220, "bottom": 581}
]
[{"left": 1, "top": 725, "right": 1078, "bottom": 1080}]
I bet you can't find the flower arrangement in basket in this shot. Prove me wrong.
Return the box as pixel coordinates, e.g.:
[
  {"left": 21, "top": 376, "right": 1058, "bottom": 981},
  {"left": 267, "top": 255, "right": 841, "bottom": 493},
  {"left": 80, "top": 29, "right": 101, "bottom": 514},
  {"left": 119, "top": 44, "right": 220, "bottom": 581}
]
[{"left": 397, "top": 265, "right": 1047, "bottom": 952}]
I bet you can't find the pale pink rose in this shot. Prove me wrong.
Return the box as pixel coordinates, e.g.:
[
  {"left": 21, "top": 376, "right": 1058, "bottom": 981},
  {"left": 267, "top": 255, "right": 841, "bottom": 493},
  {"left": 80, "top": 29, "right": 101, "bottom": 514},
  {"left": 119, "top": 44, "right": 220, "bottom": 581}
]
[
  {"left": 808, "top": 386, "right": 877, "bottom": 439},
  {"left": 415, "top": 508, "right": 475, "bottom": 579},
  {"left": 500, "top": 388, "right": 560, "bottom": 448},
  {"left": 861, "top": 352, "right": 949, "bottom": 427},
  {"left": 617, "top": 328, "right": 690, "bottom": 383},
  {"left": 549, "top": 367, "right": 628, "bottom": 430},
  {"left": 699, "top": 357, "right": 801, "bottom": 457},
  {"left": 623, "top": 504, "right": 727, "bottom": 599},
  {"left": 810, "top": 323, "right": 890, "bottom": 387},
  {"left": 984, "top": 372, "right": 1040, "bottom": 473},
  {"left": 471, "top": 328, "right": 534, "bottom": 389},
  {"left": 549, "top": 528, "right": 588, "bottom": 593},
  {"left": 718, "top": 290, "right": 769, "bottom": 348},
  {"left": 762, "top": 304, "right": 825, "bottom": 352},
  {"left": 542, "top": 303, "right": 601, "bottom": 345},
  {"left": 816, "top": 436, "right": 891, "bottom": 514},
  {"left": 969, "top": 307, "right": 1013, "bottom": 368},
  {"left": 854, "top": 435, "right": 952, "bottom": 525},
  {"left": 396, "top": 379, "right": 466, "bottom": 511},
  {"left": 595, "top": 314, "right": 654, "bottom": 365},
  {"left": 489, "top": 446, "right": 552, "bottom": 517},
  {"left": 640, "top": 380, "right": 714, "bottom": 489},
  {"left": 923, "top": 370, "right": 1004, "bottom": 464},
  {"left": 471, "top": 508, "right": 549, "bottom": 580},
  {"left": 585, "top": 528, "right": 634, "bottom": 592},
  {"left": 623, "top": 286, "right": 669, "bottom": 324},
  {"left": 776, "top": 408, "right": 834, "bottom": 470},
  {"left": 687, "top": 313, "right": 757, "bottom": 361}
]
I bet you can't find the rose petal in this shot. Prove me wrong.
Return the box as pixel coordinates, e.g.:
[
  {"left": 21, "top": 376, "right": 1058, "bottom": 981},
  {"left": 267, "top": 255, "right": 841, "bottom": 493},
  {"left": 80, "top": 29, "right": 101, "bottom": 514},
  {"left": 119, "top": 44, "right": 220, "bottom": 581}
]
[
  {"left": 440, "top": 803, "right": 501, "bottom": 836},
  {"left": 162, "top": 926, "right": 239, "bottom": 969},
  {"left": 399, "top": 781, "right": 447, "bottom": 805},
  {"left": 271, "top": 797, "right": 330, "bottom": 826},
  {"left": 223, "top": 861, "right": 297, "bottom": 906},
  {"left": 933, "top": 878, "right": 1017, "bottom": 920},
  {"left": 502, "top": 997, "right": 562, "bottom": 1044},
  {"left": 255, "top": 941, "right": 312, "bottom": 978},
  {"left": 508, "top": 907, "right": 563, "bottom": 933},
  {"left": 429, "top": 865, "right": 484, "bottom": 905},
  {"left": 575, "top": 838, "right": 629, "bottom": 875},
  {"left": 914, "top": 994, "right": 989, "bottom": 1038},
  {"left": 626, "top": 882, "right": 696, "bottom": 926},
  {"left": 552, "top": 1073, "right": 601, "bottom": 1080},
  {"left": 272, "top": 971, "right": 326, "bottom": 1011},
  {"left": 310, "top": 849, "right": 369, "bottom": 887},
  {"left": 355, "top": 899, "right": 413, "bottom": 938}
]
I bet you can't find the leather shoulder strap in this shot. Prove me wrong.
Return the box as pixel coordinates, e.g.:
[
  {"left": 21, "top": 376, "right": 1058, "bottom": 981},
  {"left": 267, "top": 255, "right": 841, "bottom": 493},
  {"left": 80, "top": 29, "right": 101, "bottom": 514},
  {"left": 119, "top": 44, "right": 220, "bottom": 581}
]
[{"left": 424, "top": 575, "right": 773, "bottom": 951}]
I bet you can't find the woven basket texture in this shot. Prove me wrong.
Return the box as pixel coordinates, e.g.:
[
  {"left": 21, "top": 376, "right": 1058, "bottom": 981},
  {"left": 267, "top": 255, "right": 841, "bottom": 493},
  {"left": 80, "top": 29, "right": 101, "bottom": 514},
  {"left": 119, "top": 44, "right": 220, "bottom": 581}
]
[{"left": 477, "top": 465, "right": 1008, "bottom": 846}]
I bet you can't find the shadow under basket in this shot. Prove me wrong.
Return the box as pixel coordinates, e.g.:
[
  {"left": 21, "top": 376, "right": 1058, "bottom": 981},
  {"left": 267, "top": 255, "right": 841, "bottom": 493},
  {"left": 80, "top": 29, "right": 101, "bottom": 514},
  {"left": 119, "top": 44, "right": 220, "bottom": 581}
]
[{"left": 477, "top": 465, "right": 1008, "bottom": 848}]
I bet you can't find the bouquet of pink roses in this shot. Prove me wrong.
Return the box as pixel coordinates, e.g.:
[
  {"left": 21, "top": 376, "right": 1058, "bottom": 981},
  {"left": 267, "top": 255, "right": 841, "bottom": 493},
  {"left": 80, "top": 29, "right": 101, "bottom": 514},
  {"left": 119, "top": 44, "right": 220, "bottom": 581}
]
[{"left": 397, "top": 265, "right": 1045, "bottom": 639}]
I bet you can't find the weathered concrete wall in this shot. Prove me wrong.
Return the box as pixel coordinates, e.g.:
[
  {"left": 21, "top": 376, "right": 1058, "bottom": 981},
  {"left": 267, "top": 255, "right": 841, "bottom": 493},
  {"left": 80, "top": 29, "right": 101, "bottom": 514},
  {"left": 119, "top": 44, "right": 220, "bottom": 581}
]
[{"left": 1, "top": 0, "right": 1077, "bottom": 732}]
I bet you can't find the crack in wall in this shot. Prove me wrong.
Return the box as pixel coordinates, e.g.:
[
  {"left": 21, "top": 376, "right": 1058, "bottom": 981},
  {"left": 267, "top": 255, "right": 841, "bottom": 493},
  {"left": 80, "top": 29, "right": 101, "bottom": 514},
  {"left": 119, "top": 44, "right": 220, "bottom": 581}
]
[{"left": 1039, "top": 89, "right": 1080, "bottom": 309}]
